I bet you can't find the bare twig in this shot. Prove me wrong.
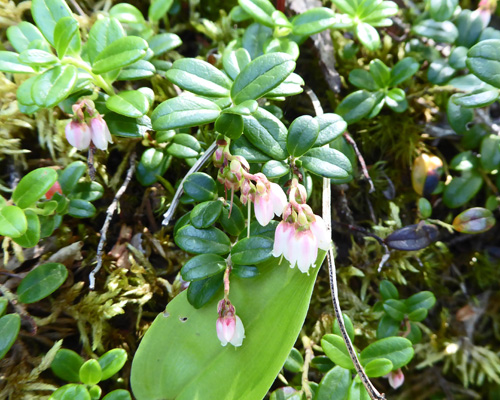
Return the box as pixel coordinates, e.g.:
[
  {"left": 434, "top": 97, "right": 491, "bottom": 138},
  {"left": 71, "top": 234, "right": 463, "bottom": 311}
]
[
  {"left": 306, "top": 86, "right": 385, "bottom": 400},
  {"left": 162, "top": 141, "right": 217, "bottom": 226},
  {"left": 89, "top": 152, "right": 137, "bottom": 289},
  {"left": 343, "top": 132, "right": 375, "bottom": 193},
  {"left": 301, "top": 335, "right": 314, "bottom": 399}
]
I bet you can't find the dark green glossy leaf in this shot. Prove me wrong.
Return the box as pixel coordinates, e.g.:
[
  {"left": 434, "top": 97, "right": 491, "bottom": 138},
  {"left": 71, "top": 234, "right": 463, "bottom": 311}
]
[
  {"left": 467, "top": 39, "right": 500, "bottom": 89},
  {"left": 152, "top": 96, "right": 220, "bottom": 131},
  {"left": 284, "top": 348, "right": 303, "bottom": 373},
  {"left": 231, "top": 236, "right": 274, "bottom": 265},
  {"left": 175, "top": 225, "right": 231, "bottom": 255},
  {"left": 407, "top": 308, "right": 428, "bottom": 322},
  {"left": 17, "top": 262, "right": 67, "bottom": 303},
  {"left": 447, "top": 96, "right": 473, "bottom": 134},
  {"left": 104, "top": 113, "right": 151, "bottom": 138},
  {"left": 376, "top": 315, "right": 400, "bottom": 339},
  {"left": 348, "top": 69, "right": 378, "bottom": 90},
  {"left": 390, "top": 57, "right": 420, "bottom": 86},
  {"left": 223, "top": 48, "right": 251, "bottom": 81},
  {"left": 230, "top": 135, "right": 272, "bottom": 163},
  {"left": 480, "top": 135, "right": 500, "bottom": 172},
  {"left": 166, "top": 58, "right": 232, "bottom": 98},
  {"left": 219, "top": 204, "right": 246, "bottom": 236},
  {"left": 183, "top": 173, "right": 217, "bottom": 202},
  {"left": 286, "top": 116, "right": 319, "bottom": 157},
  {"left": 314, "top": 113, "right": 347, "bottom": 147},
  {"left": 412, "top": 20, "right": 458, "bottom": 43},
  {"left": 68, "top": 199, "right": 97, "bottom": 218},
  {"left": 455, "top": 9, "right": 483, "bottom": 48},
  {"left": 242, "top": 107, "right": 288, "bottom": 160},
  {"left": 452, "top": 89, "right": 499, "bottom": 108},
  {"left": 72, "top": 181, "right": 104, "bottom": 202},
  {"left": 300, "top": 147, "right": 352, "bottom": 179},
  {"left": 369, "top": 59, "right": 391, "bottom": 88},
  {"left": 186, "top": 272, "right": 224, "bottom": 309},
  {"left": 405, "top": 291, "right": 436, "bottom": 312},
  {"left": 215, "top": 113, "right": 244, "bottom": 140},
  {"left": 190, "top": 201, "right": 223, "bottom": 229},
  {"left": 382, "top": 299, "right": 407, "bottom": 321},
  {"left": 443, "top": 172, "right": 483, "bottom": 208},
  {"left": 59, "top": 161, "right": 86, "bottom": 194},
  {"left": 335, "top": 90, "right": 377, "bottom": 124},
  {"left": 181, "top": 254, "right": 227, "bottom": 282},
  {"left": 231, "top": 53, "right": 295, "bottom": 104},
  {"left": 380, "top": 280, "right": 399, "bottom": 300},
  {"left": 291, "top": 7, "right": 336, "bottom": 36}
]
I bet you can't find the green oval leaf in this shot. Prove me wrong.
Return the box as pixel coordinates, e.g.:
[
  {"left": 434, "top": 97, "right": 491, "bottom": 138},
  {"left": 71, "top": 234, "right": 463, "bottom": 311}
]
[
  {"left": 186, "top": 272, "right": 224, "bottom": 309},
  {"left": 18, "top": 49, "right": 58, "bottom": 66},
  {"left": 315, "top": 365, "right": 351, "bottom": 400},
  {"left": 238, "top": 0, "right": 275, "bottom": 27},
  {"left": 480, "top": 135, "right": 500, "bottom": 172},
  {"left": 382, "top": 299, "right": 407, "bottom": 321},
  {"left": 31, "top": 0, "right": 73, "bottom": 46},
  {"left": 13, "top": 167, "right": 58, "bottom": 209},
  {"left": 355, "top": 22, "right": 380, "bottom": 51},
  {"left": 0, "top": 314, "right": 20, "bottom": 360},
  {"left": 31, "top": 65, "right": 78, "bottom": 108},
  {"left": 335, "top": 90, "right": 376, "bottom": 124},
  {"left": 300, "top": 147, "right": 352, "bottom": 179},
  {"left": 231, "top": 236, "right": 274, "bottom": 265},
  {"left": 452, "top": 89, "right": 499, "bottom": 108},
  {"left": 286, "top": 116, "right": 319, "bottom": 157},
  {"left": 51, "top": 349, "right": 84, "bottom": 382},
  {"left": 166, "top": 58, "right": 232, "bottom": 98},
  {"left": 152, "top": 96, "right": 221, "bottom": 131},
  {"left": 59, "top": 161, "right": 86, "bottom": 194},
  {"left": 79, "top": 360, "right": 102, "bottom": 386},
  {"left": 183, "top": 172, "right": 217, "bottom": 202},
  {"left": 167, "top": 134, "right": 201, "bottom": 159},
  {"left": 175, "top": 225, "right": 231, "bottom": 255},
  {"left": 86, "top": 17, "right": 125, "bottom": 65},
  {"left": 98, "top": 349, "right": 128, "bottom": 380},
  {"left": 106, "top": 90, "right": 149, "bottom": 118},
  {"left": 181, "top": 254, "right": 227, "bottom": 282},
  {"left": 443, "top": 173, "right": 483, "bottom": 208},
  {"left": 190, "top": 201, "right": 223, "bottom": 229},
  {"left": 0, "top": 206, "right": 28, "bottom": 238},
  {"left": 405, "top": 291, "right": 436, "bottom": 312},
  {"left": 92, "top": 36, "right": 148, "bottom": 75},
  {"left": 467, "top": 39, "right": 500, "bottom": 89},
  {"left": 360, "top": 336, "right": 414, "bottom": 370},
  {"left": 321, "top": 334, "right": 355, "bottom": 370},
  {"left": 7, "top": 22, "right": 47, "bottom": 53},
  {"left": 17, "top": 262, "right": 68, "bottom": 304},
  {"left": 380, "top": 280, "right": 399, "bottom": 300},
  {"left": 50, "top": 384, "right": 91, "bottom": 400},
  {"left": 215, "top": 113, "right": 244, "bottom": 140},
  {"left": 231, "top": 53, "right": 295, "bottom": 104},
  {"left": 68, "top": 199, "right": 97, "bottom": 218},
  {"left": 363, "top": 358, "right": 393, "bottom": 378},
  {"left": 102, "top": 389, "right": 132, "bottom": 400},
  {"left": 314, "top": 113, "right": 347, "bottom": 147},
  {"left": 291, "top": 7, "right": 336, "bottom": 36},
  {"left": 54, "top": 16, "right": 81, "bottom": 58},
  {"left": 149, "top": 0, "right": 174, "bottom": 22},
  {"left": 12, "top": 210, "right": 40, "bottom": 248},
  {"left": 148, "top": 33, "right": 182, "bottom": 56}
]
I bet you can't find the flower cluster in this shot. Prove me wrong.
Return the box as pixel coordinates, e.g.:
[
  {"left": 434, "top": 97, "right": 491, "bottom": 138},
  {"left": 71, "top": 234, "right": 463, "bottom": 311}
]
[
  {"left": 65, "top": 100, "right": 113, "bottom": 151},
  {"left": 272, "top": 179, "right": 330, "bottom": 273},
  {"left": 216, "top": 299, "right": 245, "bottom": 347}
]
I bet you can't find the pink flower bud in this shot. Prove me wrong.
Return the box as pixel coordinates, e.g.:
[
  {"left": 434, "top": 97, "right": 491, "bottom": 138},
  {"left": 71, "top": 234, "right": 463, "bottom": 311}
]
[
  {"left": 216, "top": 299, "right": 245, "bottom": 347},
  {"left": 89, "top": 115, "right": 113, "bottom": 150},
  {"left": 387, "top": 368, "right": 404, "bottom": 389},
  {"left": 65, "top": 120, "right": 91, "bottom": 150}
]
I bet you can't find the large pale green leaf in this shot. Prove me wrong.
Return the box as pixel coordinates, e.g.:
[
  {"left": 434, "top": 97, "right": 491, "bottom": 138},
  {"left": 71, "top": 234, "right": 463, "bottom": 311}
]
[{"left": 131, "top": 252, "right": 325, "bottom": 400}]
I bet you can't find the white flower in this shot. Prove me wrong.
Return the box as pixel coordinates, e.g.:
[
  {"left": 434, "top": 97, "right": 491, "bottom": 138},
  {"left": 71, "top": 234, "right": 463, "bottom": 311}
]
[
  {"left": 89, "top": 115, "right": 113, "bottom": 150},
  {"left": 216, "top": 314, "right": 245, "bottom": 347},
  {"left": 65, "top": 121, "right": 91, "bottom": 150},
  {"left": 387, "top": 368, "right": 405, "bottom": 389},
  {"left": 254, "top": 180, "right": 287, "bottom": 226}
]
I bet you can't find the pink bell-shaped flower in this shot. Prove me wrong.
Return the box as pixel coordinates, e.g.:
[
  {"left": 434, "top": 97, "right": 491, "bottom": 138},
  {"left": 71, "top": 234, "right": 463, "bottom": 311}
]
[
  {"left": 387, "top": 368, "right": 405, "bottom": 389},
  {"left": 89, "top": 115, "right": 113, "bottom": 150},
  {"left": 253, "top": 177, "right": 287, "bottom": 226},
  {"left": 216, "top": 314, "right": 245, "bottom": 347},
  {"left": 65, "top": 121, "right": 91, "bottom": 150}
]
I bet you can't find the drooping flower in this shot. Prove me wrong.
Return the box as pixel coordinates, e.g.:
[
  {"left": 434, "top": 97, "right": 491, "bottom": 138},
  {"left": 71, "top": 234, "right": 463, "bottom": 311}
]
[
  {"left": 89, "top": 115, "right": 113, "bottom": 150},
  {"left": 253, "top": 174, "right": 287, "bottom": 226},
  {"left": 216, "top": 299, "right": 245, "bottom": 347},
  {"left": 387, "top": 368, "right": 405, "bottom": 389},
  {"left": 65, "top": 121, "right": 91, "bottom": 150},
  {"left": 272, "top": 179, "right": 331, "bottom": 274}
]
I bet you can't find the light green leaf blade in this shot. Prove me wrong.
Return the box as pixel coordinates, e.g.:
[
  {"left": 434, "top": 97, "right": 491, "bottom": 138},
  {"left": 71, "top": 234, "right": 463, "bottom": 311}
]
[
  {"left": 31, "top": 0, "right": 73, "bottom": 45},
  {"left": 131, "top": 252, "right": 325, "bottom": 400}
]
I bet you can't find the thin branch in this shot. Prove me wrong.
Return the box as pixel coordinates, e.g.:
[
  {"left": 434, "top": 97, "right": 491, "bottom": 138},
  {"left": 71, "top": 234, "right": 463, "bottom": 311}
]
[
  {"left": 89, "top": 152, "right": 137, "bottom": 290},
  {"left": 343, "top": 131, "right": 375, "bottom": 193},
  {"left": 306, "top": 86, "right": 385, "bottom": 400},
  {"left": 162, "top": 141, "right": 217, "bottom": 226}
]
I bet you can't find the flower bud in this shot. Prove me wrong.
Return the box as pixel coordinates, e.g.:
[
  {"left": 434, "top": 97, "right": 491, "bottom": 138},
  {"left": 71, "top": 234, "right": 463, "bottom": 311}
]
[
  {"left": 65, "top": 121, "right": 91, "bottom": 150},
  {"left": 45, "top": 181, "right": 62, "bottom": 200}
]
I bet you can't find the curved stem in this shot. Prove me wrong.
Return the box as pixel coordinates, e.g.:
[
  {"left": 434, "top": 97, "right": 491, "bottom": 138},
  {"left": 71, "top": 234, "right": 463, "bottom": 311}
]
[{"left": 62, "top": 56, "right": 116, "bottom": 96}]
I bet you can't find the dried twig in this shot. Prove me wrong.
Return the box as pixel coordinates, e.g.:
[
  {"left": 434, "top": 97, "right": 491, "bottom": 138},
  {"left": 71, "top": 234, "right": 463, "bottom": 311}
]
[
  {"left": 162, "top": 141, "right": 217, "bottom": 226},
  {"left": 306, "top": 86, "right": 385, "bottom": 400},
  {"left": 343, "top": 131, "right": 375, "bottom": 193},
  {"left": 89, "top": 152, "right": 137, "bottom": 289}
]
